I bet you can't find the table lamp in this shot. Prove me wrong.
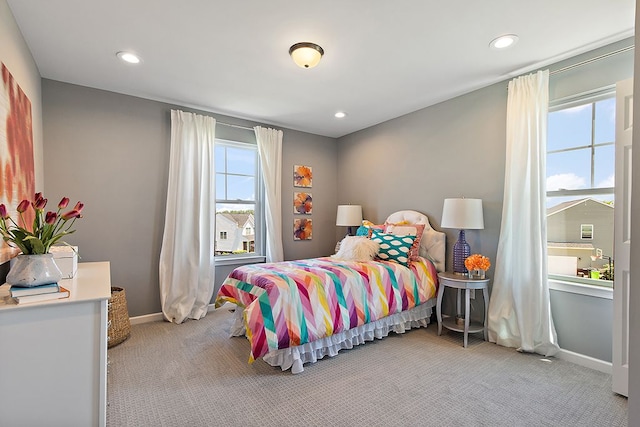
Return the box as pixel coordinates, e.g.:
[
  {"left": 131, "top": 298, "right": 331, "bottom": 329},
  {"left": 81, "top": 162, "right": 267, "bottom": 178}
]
[
  {"left": 441, "top": 198, "right": 484, "bottom": 275},
  {"left": 336, "top": 205, "right": 363, "bottom": 236}
]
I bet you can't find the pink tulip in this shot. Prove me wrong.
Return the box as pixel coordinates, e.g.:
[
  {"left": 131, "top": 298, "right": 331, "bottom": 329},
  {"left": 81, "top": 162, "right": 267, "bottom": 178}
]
[
  {"left": 17, "top": 199, "right": 30, "bottom": 213},
  {"left": 45, "top": 211, "right": 57, "bottom": 224},
  {"left": 61, "top": 209, "right": 81, "bottom": 220},
  {"left": 58, "top": 197, "right": 70, "bottom": 209},
  {"left": 1, "top": 193, "right": 86, "bottom": 254},
  {"left": 33, "top": 197, "right": 47, "bottom": 210}
]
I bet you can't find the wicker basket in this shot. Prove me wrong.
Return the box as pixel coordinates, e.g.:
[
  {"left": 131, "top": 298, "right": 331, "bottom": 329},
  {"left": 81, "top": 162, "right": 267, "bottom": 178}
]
[{"left": 108, "top": 286, "right": 131, "bottom": 348}]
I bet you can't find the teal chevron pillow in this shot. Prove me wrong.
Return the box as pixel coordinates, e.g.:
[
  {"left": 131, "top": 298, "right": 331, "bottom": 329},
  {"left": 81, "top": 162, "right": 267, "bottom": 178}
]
[{"left": 370, "top": 229, "right": 416, "bottom": 266}]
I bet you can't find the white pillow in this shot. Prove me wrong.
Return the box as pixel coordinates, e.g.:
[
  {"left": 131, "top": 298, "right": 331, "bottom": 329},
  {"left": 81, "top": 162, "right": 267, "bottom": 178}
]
[{"left": 332, "top": 236, "right": 380, "bottom": 262}]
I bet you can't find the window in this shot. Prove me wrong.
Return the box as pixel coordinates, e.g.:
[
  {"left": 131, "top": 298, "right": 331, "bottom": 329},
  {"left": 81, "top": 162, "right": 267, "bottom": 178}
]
[
  {"left": 214, "top": 139, "right": 263, "bottom": 258},
  {"left": 580, "top": 224, "right": 593, "bottom": 240},
  {"left": 546, "top": 90, "right": 615, "bottom": 286}
]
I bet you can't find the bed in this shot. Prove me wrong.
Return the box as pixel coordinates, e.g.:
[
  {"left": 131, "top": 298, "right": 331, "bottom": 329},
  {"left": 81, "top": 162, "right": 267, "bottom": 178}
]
[{"left": 215, "top": 210, "right": 446, "bottom": 373}]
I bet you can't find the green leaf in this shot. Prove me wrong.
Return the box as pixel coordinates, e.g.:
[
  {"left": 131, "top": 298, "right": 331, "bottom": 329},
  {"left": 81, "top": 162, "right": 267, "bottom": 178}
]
[{"left": 24, "top": 236, "right": 45, "bottom": 254}]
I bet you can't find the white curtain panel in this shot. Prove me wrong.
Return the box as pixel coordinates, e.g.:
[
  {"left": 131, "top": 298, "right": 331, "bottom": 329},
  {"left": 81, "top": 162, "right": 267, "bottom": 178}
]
[
  {"left": 159, "top": 110, "right": 216, "bottom": 324},
  {"left": 487, "top": 70, "right": 560, "bottom": 357},
  {"left": 254, "top": 126, "right": 284, "bottom": 262}
]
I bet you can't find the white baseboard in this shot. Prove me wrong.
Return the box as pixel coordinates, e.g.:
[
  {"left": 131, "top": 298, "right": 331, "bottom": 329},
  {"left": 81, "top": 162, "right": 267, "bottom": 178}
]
[
  {"left": 129, "top": 303, "right": 218, "bottom": 325},
  {"left": 556, "top": 348, "right": 612, "bottom": 374},
  {"left": 129, "top": 312, "right": 164, "bottom": 325}
]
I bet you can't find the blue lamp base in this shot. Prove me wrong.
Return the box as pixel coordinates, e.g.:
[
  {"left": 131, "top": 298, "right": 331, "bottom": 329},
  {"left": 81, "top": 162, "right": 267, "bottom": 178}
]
[{"left": 453, "top": 229, "right": 471, "bottom": 275}]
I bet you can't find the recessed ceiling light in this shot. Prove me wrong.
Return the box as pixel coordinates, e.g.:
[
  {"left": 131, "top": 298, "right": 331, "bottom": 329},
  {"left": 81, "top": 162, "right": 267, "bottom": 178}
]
[
  {"left": 334, "top": 112, "right": 347, "bottom": 118},
  {"left": 489, "top": 34, "right": 519, "bottom": 50},
  {"left": 116, "top": 51, "right": 141, "bottom": 64}
]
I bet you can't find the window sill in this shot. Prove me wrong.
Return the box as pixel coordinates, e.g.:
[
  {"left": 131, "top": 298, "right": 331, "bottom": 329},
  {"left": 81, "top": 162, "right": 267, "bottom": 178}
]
[
  {"left": 215, "top": 255, "right": 266, "bottom": 267},
  {"left": 548, "top": 277, "right": 613, "bottom": 300}
]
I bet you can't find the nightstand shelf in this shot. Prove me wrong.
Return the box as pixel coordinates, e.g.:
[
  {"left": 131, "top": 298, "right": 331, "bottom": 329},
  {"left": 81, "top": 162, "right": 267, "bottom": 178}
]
[
  {"left": 441, "top": 315, "right": 485, "bottom": 334},
  {"left": 436, "top": 272, "right": 490, "bottom": 348}
]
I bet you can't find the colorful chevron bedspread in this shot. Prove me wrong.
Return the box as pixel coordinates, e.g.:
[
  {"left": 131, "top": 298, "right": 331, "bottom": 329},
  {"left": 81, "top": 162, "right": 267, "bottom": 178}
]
[{"left": 215, "top": 256, "right": 439, "bottom": 362}]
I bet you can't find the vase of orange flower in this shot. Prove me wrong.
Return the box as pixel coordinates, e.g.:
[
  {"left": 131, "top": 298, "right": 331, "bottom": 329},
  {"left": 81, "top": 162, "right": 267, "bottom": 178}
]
[{"left": 464, "top": 254, "right": 490, "bottom": 279}]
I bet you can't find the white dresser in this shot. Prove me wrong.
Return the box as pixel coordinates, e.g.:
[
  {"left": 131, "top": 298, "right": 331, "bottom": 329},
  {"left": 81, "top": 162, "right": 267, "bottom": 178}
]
[{"left": 0, "top": 262, "right": 111, "bottom": 427}]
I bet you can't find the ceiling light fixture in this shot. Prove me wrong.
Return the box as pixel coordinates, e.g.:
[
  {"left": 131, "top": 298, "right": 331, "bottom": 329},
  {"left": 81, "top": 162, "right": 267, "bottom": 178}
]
[
  {"left": 334, "top": 111, "right": 346, "bottom": 118},
  {"left": 489, "top": 34, "right": 519, "bottom": 50},
  {"left": 289, "top": 42, "right": 324, "bottom": 69},
  {"left": 116, "top": 51, "right": 141, "bottom": 64}
]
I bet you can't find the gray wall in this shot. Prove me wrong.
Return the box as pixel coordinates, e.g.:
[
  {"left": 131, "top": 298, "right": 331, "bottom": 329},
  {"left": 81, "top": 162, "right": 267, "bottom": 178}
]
[
  {"left": 336, "top": 81, "right": 506, "bottom": 268},
  {"left": 550, "top": 290, "right": 612, "bottom": 361},
  {"left": 41, "top": 80, "right": 337, "bottom": 317},
  {"left": 282, "top": 130, "right": 338, "bottom": 261},
  {"left": 336, "top": 37, "right": 634, "bottom": 362},
  {"left": 549, "top": 39, "right": 634, "bottom": 101}
]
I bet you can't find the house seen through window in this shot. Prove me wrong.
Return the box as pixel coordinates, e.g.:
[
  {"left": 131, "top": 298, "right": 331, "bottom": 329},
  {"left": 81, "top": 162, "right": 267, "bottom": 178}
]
[
  {"left": 546, "top": 91, "right": 615, "bottom": 285},
  {"left": 215, "top": 139, "right": 262, "bottom": 257}
]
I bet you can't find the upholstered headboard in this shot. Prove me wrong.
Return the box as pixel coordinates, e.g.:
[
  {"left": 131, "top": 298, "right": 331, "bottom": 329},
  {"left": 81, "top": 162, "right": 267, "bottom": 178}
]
[{"left": 385, "top": 210, "right": 446, "bottom": 272}]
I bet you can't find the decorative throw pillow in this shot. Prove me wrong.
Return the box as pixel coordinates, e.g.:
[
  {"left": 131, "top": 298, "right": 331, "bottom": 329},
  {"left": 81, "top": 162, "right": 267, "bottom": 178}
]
[
  {"left": 384, "top": 223, "right": 425, "bottom": 261},
  {"left": 355, "top": 220, "right": 385, "bottom": 238},
  {"left": 332, "top": 236, "right": 380, "bottom": 262},
  {"left": 355, "top": 226, "right": 370, "bottom": 237},
  {"left": 370, "top": 230, "right": 416, "bottom": 266}
]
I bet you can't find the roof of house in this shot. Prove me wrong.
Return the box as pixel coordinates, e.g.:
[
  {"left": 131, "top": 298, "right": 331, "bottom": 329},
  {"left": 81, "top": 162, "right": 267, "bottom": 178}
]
[
  {"left": 547, "top": 198, "right": 614, "bottom": 216},
  {"left": 218, "top": 212, "right": 254, "bottom": 227}
]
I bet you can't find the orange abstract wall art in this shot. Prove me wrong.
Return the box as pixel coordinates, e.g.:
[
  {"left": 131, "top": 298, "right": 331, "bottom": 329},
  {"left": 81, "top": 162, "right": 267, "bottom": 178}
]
[
  {"left": 0, "top": 63, "right": 35, "bottom": 262},
  {"left": 293, "top": 218, "right": 312, "bottom": 240}
]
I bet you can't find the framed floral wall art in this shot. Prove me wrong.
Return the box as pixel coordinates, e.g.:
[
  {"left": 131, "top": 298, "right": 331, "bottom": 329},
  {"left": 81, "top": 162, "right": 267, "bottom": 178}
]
[
  {"left": 293, "top": 218, "right": 312, "bottom": 240},
  {"left": 293, "top": 165, "right": 312, "bottom": 188},
  {"left": 293, "top": 192, "right": 312, "bottom": 215}
]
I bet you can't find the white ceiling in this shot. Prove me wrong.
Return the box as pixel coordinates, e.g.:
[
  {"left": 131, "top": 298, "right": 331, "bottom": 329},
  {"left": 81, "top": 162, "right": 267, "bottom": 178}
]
[{"left": 7, "top": 1, "right": 635, "bottom": 138}]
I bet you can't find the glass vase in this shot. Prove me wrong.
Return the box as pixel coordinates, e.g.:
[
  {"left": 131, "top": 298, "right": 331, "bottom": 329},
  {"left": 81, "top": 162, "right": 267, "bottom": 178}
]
[{"left": 468, "top": 269, "right": 485, "bottom": 280}]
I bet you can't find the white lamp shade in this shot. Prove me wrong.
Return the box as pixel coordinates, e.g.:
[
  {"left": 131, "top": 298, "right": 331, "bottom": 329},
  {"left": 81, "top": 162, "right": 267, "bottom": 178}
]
[
  {"left": 441, "top": 198, "right": 484, "bottom": 230},
  {"left": 336, "top": 205, "right": 363, "bottom": 226},
  {"left": 289, "top": 43, "right": 324, "bottom": 68}
]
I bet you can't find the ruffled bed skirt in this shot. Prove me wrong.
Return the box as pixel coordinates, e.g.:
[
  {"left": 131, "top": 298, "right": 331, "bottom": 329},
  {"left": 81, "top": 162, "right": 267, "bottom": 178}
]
[{"left": 229, "top": 300, "right": 436, "bottom": 374}]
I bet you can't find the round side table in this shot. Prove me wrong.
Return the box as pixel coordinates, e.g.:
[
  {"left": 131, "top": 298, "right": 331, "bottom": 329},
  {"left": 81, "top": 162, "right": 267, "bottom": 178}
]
[{"left": 436, "top": 272, "right": 490, "bottom": 348}]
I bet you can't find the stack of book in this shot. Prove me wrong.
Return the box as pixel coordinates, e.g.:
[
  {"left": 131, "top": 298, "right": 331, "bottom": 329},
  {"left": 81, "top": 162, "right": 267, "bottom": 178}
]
[{"left": 10, "top": 283, "right": 70, "bottom": 304}]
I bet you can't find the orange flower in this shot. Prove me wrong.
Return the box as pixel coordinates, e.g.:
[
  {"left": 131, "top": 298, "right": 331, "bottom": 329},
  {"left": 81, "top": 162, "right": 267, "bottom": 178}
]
[{"left": 465, "top": 254, "right": 491, "bottom": 271}]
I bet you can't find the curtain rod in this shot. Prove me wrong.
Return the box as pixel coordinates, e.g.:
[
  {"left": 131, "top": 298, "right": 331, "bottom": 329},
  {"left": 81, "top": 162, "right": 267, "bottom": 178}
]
[
  {"left": 217, "top": 121, "right": 254, "bottom": 131},
  {"left": 550, "top": 45, "right": 634, "bottom": 76}
]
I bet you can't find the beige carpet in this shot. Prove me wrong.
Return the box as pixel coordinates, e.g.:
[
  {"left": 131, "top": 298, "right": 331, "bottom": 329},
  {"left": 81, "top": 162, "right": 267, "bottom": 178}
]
[{"left": 107, "top": 305, "right": 627, "bottom": 426}]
